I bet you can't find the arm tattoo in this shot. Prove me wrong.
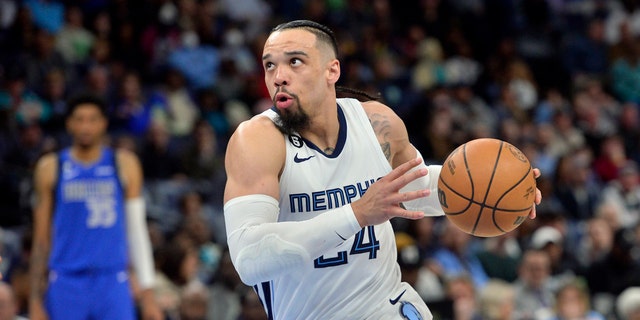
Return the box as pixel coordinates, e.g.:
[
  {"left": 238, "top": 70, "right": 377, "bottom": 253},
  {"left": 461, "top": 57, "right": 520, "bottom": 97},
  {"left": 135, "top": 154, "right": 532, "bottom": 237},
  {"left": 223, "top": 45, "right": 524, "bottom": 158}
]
[{"left": 369, "top": 113, "right": 392, "bottom": 160}]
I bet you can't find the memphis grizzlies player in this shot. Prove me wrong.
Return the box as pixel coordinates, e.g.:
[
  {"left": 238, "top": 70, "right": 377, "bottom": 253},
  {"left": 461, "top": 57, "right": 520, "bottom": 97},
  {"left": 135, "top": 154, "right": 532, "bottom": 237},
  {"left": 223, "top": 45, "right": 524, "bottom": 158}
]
[
  {"left": 224, "top": 20, "right": 542, "bottom": 319},
  {"left": 29, "top": 94, "right": 162, "bottom": 320}
]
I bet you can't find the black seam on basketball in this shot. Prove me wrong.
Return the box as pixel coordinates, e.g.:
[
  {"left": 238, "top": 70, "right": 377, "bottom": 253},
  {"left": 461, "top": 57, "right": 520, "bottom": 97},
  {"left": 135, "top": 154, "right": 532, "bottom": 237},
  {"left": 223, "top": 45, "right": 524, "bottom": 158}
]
[
  {"left": 437, "top": 176, "right": 474, "bottom": 214},
  {"left": 471, "top": 141, "right": 503, "bottom": 235},
  {"left": 491, "top": 165, "right": 534, "bottom": 232}
]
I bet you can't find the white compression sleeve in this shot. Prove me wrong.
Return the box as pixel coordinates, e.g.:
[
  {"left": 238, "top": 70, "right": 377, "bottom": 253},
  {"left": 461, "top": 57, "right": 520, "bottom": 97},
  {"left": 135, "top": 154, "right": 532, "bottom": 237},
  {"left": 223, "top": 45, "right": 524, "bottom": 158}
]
[
  {"left": 224, "top": 194, "right": 362, "bottom": 285},
  {"left": 400, "top": 149, "right": 445, "bottom": 217},
  {"left": 126, "top": 197, "right": 155, "bottom": 289}
]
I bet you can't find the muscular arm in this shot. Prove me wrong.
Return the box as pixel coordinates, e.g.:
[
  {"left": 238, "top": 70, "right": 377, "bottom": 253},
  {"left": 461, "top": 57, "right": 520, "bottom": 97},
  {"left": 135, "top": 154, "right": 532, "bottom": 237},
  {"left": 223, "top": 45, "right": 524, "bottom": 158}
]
[
  {"left": 224, "top": 116, "right": 362, "bottom": 285},
  {"left": 29, "top": 153, "right": 56, "bottom": 317},
  {"left": 363, "top": 101, "right": 444, "bottom": 216}
]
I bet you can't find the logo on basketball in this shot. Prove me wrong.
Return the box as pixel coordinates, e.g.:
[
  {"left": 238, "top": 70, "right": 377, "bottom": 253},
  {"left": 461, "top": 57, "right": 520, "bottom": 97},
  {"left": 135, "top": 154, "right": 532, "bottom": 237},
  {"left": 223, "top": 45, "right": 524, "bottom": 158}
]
[{"left": 507, "top": 145, "right": 528, "bottom": 162}]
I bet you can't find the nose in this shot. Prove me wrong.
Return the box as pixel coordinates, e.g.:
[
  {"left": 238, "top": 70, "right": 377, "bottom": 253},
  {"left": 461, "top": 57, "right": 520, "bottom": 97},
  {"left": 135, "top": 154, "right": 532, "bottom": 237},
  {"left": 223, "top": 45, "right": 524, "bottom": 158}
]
[{"left": 273, "top": 67, "right": 289, "bottom": 87}]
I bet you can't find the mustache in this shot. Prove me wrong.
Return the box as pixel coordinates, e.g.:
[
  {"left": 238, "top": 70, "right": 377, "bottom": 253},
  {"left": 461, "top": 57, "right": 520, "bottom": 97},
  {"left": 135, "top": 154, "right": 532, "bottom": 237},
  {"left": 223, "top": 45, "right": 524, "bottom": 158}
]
[{"left": 273, "top": 88, "right": 298, "bottom": 104}]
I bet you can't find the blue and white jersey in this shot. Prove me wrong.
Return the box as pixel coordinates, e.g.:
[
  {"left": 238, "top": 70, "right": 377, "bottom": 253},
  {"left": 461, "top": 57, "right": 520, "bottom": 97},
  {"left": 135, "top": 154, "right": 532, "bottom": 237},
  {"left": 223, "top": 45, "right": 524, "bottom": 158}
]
[
  {"left": 50, "top": 147, "right": 128, "bottom": 273},
  {"left": 261, "top": 98, "right": 432, "bottom": 319}
]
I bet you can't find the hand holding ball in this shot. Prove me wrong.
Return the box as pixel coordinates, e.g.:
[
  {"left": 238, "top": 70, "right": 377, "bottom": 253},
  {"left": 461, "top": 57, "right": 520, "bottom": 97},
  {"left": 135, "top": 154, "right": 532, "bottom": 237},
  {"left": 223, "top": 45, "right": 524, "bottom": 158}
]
[{"left": 437, "top": 138, "right": 536, "bottom": 237}]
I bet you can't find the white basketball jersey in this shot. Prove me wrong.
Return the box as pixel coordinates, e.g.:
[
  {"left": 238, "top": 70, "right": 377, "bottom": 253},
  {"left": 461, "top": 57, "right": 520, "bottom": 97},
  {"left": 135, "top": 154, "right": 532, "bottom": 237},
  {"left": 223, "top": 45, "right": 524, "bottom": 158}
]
[{"left": 259, "top": 98, "right": 433, "bottom": 320}]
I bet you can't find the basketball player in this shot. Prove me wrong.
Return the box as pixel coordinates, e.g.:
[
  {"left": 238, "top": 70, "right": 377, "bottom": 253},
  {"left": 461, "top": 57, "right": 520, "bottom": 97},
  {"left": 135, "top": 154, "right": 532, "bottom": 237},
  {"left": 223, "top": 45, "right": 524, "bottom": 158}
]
[
  {"left": 28, "top": 94, "right": 162, "bottom": 320},
  {"left": 224, "top": 20, "right": 541, "bottom": 319}
]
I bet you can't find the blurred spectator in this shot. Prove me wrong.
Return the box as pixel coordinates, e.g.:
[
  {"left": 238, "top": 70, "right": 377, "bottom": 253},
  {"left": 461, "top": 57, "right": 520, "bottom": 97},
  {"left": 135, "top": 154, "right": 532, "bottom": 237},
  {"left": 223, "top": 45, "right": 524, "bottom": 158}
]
[
  {"left": 80, "top": 64, "right": 113, "bottom": 103},
  {"left": 546, "top": 279, "right": 605, "bottom": 320},
  {"left": 24, "top": 28, "right": 71, "bottom": 94},
  {"left": 430, "top": 219, "right": 489, "bottom": 290},
  {"left": 0, "top": 0, "right": 17, "bottom": 31},
  {"left": 140, "top": 123, "right": 183, "bottom": 181},
  {"left": 594, "top": 200, "right": 623, "bottom": 233},
  {"left": 139, "top": 2, "right": 183, "bottom": 73},
  {"left": 553, "top": 149, "right": 601, "bottom": 221},
  {"left": 472, "top": 279, "right": 515, "bottom": 320},
  {"left": 593, "top": 134, "right": 630, "bottom": 184},
  {"left": 207, "top": 248, "right": 246, "bottom": 320},
  {"left": 0, "top": 66, "right": 51, "bottom": 130},
  {"left": 54, "top": 5, "right": 94, "bottom": 66},
  {"left": 618, "top": 102, "right": 640, "bottom": 164},
  {"left": 529, "top": 226, "right": 584, "bottom": 282},
  {"left": 445, "top": 275, "right": 478, "bottom": 320},
  {"left": 411, "top": 38, "right": 446, "bottom": 91},
  {"left": 237, "top": 289, "right": 268, "bottom": 320},
  {"left": 395, "top": 231, "right": 446, "bottom": 304},
  {"left": 576, "top": 217, "right": 615, "bottom": 269},
  {"left": 561, "top": 17, "right": 609, "bottom": 81},
  {"left": 157, "top": 68, "right": 199, "bottom": 138},
  {"left": 154, "top": 237, "right": 203, "bottom": 319},
  {"left": 475, "top": 231, "right": 521, "bottom": 282},
  {"left": 0, "top": 281, "right": 27, "bottom": 320},
  {"left": 572, "top": 86, "right": 618, "bottom": 152},
  {"left": 179, "top": 120, "right": 224, "bottom": 180},
  {"left": 512, "top": 249, "right": 556, "bottom": 320},
  {"left": 167, "top": 30, "right": 220, "bottom": 91},
  {"left": 547, "top": 107, "right": 586, "bottom": 158},
  {"left": 600, "top": 160, "right": 640, "bottom": 227},
  {"left": 174, "top": 207, "right": 222, "bottom": 284},
  {"left": 197, "top": 88, "right": 229, "bottom": 143},
  {"left": 39, "top": 68, "right": 68, "bottom": 137},
  {"left": 587, "top": 228, "right": 640, "bottom": 316},
  {"left": 109, "top": 71, "right": 167, "bottom": 137},
  {"left": 178, "top": 281, "right": 210, "bottom": 320},
  {"left": 610, "top": 34, "right": 640, "bottom": 104},
  {"left": 23, "top": 0, "right": 64, "bottom": 34},
  {"left": 617, "top": 287, "right": 640, "bottom": 320}
]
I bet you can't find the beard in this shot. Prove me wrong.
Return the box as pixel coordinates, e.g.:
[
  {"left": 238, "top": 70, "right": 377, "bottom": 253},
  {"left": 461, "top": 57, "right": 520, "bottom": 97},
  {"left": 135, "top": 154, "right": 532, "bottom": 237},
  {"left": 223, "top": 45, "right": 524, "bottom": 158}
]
[{"left": 274, "top": 92, "right": 310, "bottom": 135}]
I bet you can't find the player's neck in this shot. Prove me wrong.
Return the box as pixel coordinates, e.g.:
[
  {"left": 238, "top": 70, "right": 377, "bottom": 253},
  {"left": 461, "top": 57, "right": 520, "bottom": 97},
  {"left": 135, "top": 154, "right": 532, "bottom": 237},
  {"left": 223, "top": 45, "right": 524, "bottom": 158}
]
[
  {"left": 303, "top": 104, "right": 340, "bottom": 153},
  {"left": 71, "top": 144, "right": 103, "bottom": 163}
]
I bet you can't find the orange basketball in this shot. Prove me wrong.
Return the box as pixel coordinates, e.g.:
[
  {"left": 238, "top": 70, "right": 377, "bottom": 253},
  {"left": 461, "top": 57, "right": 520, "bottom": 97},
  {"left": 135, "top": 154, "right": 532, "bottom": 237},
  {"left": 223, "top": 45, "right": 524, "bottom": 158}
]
[{"left": 437, "top": 138, "right": 536, "bottom": 237}]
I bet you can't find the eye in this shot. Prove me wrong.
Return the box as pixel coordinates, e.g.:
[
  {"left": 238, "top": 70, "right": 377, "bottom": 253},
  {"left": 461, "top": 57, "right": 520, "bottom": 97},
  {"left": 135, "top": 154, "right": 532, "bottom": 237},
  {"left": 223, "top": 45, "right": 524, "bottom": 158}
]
[
  {"left": 264, "top": 62, "right": 274, "bottom": 71},
  {"left": 290, "top": 58, "right": 302, "bottom": 66}
]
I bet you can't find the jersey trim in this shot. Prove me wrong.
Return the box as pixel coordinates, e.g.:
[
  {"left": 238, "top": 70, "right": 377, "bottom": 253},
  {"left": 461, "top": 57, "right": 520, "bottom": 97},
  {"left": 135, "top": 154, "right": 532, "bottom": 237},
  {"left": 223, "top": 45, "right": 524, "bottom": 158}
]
[{"left": 268, "top": 104, "right": 347, "bottom": 158}]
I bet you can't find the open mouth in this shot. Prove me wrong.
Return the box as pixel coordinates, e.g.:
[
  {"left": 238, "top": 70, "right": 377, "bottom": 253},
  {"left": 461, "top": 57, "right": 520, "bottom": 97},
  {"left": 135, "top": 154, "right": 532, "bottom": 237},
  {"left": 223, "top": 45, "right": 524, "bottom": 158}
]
[{"left": 275, "top": 92, "right": 293, "bottom": 109}]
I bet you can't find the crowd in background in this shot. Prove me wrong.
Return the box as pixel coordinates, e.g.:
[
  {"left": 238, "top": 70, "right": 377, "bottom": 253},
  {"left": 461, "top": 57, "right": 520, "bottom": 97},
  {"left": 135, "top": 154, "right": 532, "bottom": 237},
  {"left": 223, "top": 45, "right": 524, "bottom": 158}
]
[{"left": 2, "top": 0, "right": 640, "bottom": 319}]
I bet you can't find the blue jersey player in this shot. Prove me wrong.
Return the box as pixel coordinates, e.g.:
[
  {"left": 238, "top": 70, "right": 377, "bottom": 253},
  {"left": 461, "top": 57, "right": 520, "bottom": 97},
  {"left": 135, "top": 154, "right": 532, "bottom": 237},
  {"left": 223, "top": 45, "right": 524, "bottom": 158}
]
[{"left": 28, "top": 94, "right": 162, "bottom": 320}]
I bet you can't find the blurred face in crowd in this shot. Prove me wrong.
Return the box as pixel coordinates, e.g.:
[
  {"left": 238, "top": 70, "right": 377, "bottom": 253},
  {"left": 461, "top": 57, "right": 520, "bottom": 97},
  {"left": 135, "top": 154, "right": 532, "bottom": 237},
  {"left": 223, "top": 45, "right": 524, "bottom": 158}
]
[
  {"left": 66, "top": 104, "right": 107, "bottom": 149},
  {"left": 519, "top": 250, "right": 550, "bottom": 289}
]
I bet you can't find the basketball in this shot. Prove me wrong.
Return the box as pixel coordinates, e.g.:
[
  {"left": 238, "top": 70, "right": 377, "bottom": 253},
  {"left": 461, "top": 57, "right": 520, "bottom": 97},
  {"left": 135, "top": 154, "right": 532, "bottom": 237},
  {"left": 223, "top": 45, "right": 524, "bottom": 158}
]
[{"left": 437, "top": 138, "right": 536, "bottom": 237}]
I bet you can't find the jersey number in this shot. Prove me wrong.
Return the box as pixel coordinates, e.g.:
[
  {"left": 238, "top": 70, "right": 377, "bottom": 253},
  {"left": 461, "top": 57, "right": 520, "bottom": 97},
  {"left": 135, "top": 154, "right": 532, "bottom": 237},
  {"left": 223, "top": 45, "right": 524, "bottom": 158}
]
[
  {"left": 314, "top": 226, "right": 380, "bottom": 268},
  {"left": 86, "top": 197, "right": 117, "bottom": 228}
]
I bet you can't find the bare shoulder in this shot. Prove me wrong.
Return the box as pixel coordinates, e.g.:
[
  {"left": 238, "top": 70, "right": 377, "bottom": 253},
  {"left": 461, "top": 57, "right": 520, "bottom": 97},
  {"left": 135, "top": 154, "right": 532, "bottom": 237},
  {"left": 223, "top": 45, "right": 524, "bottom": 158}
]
[
  {"left": 224, "top": 114, "right": 285, "bottom": 200},
  {"left": 34, "top": 152, "right": 58, "bottom": 188},
  {"left": 115, "top": 148, "right": 141, "bottom": 168},
  {"left": 361, "top": 100, "right": 394, "bottom": 115},
  {"left": 227, "top": 114, "right": 285, "bottom": 155}
]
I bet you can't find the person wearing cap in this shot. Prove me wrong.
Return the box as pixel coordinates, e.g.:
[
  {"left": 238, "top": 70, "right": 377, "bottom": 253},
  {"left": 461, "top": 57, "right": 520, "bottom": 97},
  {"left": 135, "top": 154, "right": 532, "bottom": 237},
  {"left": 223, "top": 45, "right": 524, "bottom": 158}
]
[
  {"left": 617, "top": 287, "right": 640, "bottom": 320},
  {"left": 530, "top": 226, "right": 584, "bottom": 282}
]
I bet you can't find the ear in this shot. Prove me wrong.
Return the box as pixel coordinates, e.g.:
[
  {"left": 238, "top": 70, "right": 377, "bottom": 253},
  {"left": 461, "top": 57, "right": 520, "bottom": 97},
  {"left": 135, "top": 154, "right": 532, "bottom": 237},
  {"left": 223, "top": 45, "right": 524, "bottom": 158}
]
[{"left": 326, "top": 59, "right": 340, "bottom": 85}]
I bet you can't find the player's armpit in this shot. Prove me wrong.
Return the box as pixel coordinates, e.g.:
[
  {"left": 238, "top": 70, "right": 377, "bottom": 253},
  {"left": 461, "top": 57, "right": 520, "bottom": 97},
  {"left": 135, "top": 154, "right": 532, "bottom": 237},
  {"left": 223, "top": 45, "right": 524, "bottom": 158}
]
[{"left": 225, "top": 194, "right": 361, "bottom": 285}]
